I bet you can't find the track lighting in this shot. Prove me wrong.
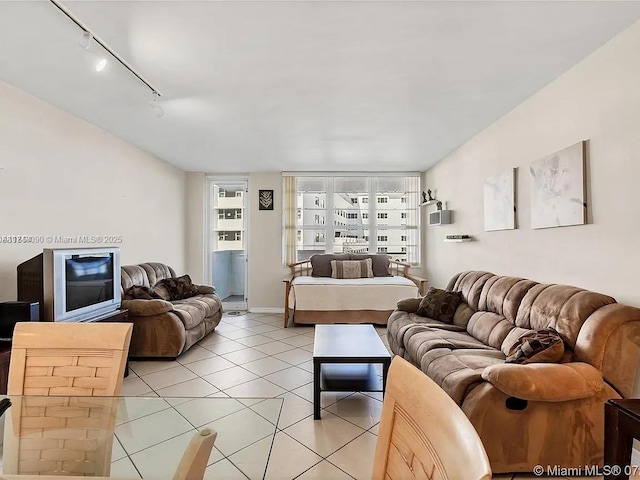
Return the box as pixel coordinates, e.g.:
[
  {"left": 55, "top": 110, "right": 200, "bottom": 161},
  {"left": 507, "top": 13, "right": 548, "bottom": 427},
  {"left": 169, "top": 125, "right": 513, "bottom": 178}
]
[
  {"left": 149, "top": 92, "right": 166, "bottom": 120},
  {"left": 83, "top": 32, "right": 107, "bottom": 72}
]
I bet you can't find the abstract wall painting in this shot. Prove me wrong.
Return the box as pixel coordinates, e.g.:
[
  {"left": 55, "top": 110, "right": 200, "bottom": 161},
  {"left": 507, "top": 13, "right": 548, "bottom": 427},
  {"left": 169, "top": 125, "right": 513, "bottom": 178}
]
[
  {"left": 484, "top": 168, "right": 516, "bottom": 231},
  {"left": 530, "top": 141, "right": 587, "bottom": 229}
]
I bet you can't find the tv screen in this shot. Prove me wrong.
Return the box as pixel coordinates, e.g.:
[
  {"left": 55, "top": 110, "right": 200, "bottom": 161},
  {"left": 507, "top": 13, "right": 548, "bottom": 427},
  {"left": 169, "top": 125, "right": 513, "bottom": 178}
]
[{"left": 65, "top": 254, "right": 115, "bottom": 312}]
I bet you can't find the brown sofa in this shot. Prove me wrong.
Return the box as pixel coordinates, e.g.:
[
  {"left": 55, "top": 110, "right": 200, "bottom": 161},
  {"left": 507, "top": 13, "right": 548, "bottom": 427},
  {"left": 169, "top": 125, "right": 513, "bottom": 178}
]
[
  {"left": 387, "top": 271, "right": 640, "bottom": 473},
  {"left": 120, "top": 263, "right": 222, "bottom": 358}
]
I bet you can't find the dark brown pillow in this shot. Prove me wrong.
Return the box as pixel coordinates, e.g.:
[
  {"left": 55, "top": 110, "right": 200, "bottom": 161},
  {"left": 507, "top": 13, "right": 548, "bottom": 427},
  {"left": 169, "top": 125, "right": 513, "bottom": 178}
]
[
  {"left": 349, "top": 254, "right": 392, "bottom": 277},
  {"left": 154, "top": 275, "right": 200, "bottom": 301},
  {"left": 123, "top": 285, "right": 163, "bottom": 301},
  {"left": 310, "top": 253, "right": 350, "bottom": 277},
  {"left": 506, "top": 329, "right": 565, "bottom": 364},
  {"left": 416, "top": 287, "right": 462, "bottom": 324}
]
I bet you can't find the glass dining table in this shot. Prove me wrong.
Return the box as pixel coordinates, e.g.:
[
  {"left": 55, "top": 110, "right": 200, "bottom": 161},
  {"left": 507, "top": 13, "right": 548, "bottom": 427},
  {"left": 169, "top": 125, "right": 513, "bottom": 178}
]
[{"left": 0, "top": 395, "right": 283, "bottom": 480}]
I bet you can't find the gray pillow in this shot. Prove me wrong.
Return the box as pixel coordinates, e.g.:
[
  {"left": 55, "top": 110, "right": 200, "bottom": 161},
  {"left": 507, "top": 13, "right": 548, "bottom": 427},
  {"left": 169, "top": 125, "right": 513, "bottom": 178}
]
[
  {"left": 349, "top": 254, "right": 392, "bottom": 277},
  {"left": 310, "top": 253, "right": 350, "bottom": 277}
]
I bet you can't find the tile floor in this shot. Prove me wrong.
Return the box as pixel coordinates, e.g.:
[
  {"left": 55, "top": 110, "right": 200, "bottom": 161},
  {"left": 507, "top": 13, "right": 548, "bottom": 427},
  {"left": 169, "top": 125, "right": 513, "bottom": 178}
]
[{"left": 123, "top": 312, "right": 630, "bottom": 480}]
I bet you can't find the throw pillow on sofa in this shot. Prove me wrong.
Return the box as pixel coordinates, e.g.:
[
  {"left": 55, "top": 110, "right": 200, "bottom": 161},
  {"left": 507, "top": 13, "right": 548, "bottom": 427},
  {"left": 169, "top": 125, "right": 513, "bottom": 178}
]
[
  {"left": 123, "top": 285, "right": 164, "bottom": 300},
  {"left": 506, "top": 328, "right": 565, "bottom": 364},
  {"left": 331, "top": 259, "right": 374, "bottom": 279},
  {"left": 154, "top": 275, "right": 200, "bottom": 301},
  {"left": 416, "top": 287, "right": 462, "bottom": 323}
]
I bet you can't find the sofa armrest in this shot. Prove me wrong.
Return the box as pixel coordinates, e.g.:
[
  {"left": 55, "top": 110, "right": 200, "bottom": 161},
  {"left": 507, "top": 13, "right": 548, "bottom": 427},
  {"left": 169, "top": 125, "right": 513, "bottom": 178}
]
[
  {"left": 196, "top": 285, "right": 216, "bottom": 294},
  {"left": 396, "top": 297, "right": 422, "bottom": 314},
  {"left": 122, "top": 299, "right": 174, "bottom": 317},
  {"left": 481, "top": 362, "right": 605, "bottom": 402}
]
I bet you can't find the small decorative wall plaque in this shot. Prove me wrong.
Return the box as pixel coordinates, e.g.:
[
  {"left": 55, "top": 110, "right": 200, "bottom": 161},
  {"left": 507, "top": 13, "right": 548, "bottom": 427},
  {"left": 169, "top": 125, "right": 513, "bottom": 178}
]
[{"left": 259, "top": 190, "right": 274, "bottom": 210}]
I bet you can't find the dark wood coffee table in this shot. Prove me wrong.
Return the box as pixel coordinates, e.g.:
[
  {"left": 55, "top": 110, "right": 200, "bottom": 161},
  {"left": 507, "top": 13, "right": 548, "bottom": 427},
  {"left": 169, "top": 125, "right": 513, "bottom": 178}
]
[{"left": 313, "top": 324, "right": 391, "bottom": 420}]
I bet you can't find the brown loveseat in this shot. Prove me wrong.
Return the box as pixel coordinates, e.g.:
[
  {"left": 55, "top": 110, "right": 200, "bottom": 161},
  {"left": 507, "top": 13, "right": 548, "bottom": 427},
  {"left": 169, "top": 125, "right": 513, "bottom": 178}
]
[
  {"left": 387, "top": 271, "right": 640, "bottom": 473},
  {"left": 120, "top": 263, "right": 222, "bottom": 358}
]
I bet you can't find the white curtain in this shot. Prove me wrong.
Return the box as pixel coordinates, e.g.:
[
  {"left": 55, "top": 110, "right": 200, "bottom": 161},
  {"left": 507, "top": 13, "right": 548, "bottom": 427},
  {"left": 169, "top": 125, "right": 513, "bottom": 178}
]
[{"left": 283, "top": 176, "right": 297, "bottom": 265}]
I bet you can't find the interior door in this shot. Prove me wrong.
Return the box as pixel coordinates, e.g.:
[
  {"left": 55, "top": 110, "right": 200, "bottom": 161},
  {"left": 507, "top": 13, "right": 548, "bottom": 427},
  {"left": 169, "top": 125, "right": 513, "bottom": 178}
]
[{"left": 207, "top": 179, "right": 248, "bottom": 312}]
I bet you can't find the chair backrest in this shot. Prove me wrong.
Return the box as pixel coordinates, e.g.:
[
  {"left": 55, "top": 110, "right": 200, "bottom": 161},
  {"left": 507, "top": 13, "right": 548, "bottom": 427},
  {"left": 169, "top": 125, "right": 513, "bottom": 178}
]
[
  {"left": 372, "top": 357, "right": 492, "bottom": 480},
  {"left": 173, "top": 429, "right": 218, "bottom": 480},
  {"left": 8, "top": 322, "right": 133, "bottom": 396}
]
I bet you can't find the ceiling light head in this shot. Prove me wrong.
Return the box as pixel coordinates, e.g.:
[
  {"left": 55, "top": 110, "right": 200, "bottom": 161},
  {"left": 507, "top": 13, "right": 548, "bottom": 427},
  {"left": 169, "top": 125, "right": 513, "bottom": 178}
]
[
  {"left": 149, "top": 92, "right": 166, "bottom": 120},
  {"left": 82, "top": 31, "right": 107, "bottom": 73}
]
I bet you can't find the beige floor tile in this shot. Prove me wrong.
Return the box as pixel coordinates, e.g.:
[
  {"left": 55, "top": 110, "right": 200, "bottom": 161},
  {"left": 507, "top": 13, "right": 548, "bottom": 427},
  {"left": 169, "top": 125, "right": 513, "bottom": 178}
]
[
  {"left": 120, "top": 377, "right": 154, "bottom": 396},
  {"left": 154, "top": 377, "right": 219, "bottom": 398},
  {"left": 228, "top": 434, "right": 278, "bottom": 480},
  {"left": 262, "top": 432, "right": 323, "bottom": 480},
  {"left": 249, "top": 397, "right": 285, "bottom": 425},
  {"left": 300, "top": 344, "right": 315, "bottom": 353},
  {"left": 234, "top": 334, "right": 275, "bottom": 347},
  {"left": 297, "top": 460, "right": 355, "bottom": 479},
  {"left": 175, "top": 345, "right": 217, "bottom": 365},
  {"left": 110, "top": 456, "right": 141, "bottom": 478},
  {"left": 284, "top": 411, "right": 366, "bottom": 457},
  {"left": 254, "top": 340, "right": 297, "bottom": 355},
  {"left": 129, "top": 359, "right": 179, "bottom": 376},
  {"left": 205, "top": 408, "right": 277, "bottom": 456},
  {"left": 184, "top": 356, "right": 236, "bottom": 376},
  {"left": 327, "top": 431, "right": 378, "bottom": 480},
  {"left": 220, "top": 348, "right": 268, "bottom": 365},
  {"left": 110, "top": 436, "right": 127, "bottom": 462},
  {"left": 325, "top": 393, "right": 383, "bottom": 429},
  {"left": 264, "top": 367, "right": 313, "bottom": 390},
  {"left": 115, "top": 397, "right": 171, "bottom": 425},
  {"left": 289, "top": 382, "right": 351, "bottom": 407},
  {"left": 115, "top": 408, "right": 194, "bottom": 454},
  {"left": 223, "top": 378, "right": 287, "bottom": 398},
  {"left": 198, "top": 333, "right": 232, "bottom": 346},
  {"left": 141, "top": 365, "right": 198, "bottom": 391},
  {"left": 203, "top": 458, "right": 249, "bottom": 479},
  {"left": 297, "top": 360, "right": 314, "bottom": 373},
  {"left": 368, "top": 423, "right": 379, "bottom": 435},
  {"left": 243, "top": 357, "right": 292, "bottom": 376},
  {"left": 280, "top": 335, "right": 315, "bottom": 348},
  {"left": 263, "top": 328, "right": 306, "bottom": 340},
  {"left": 270, "top": 392, "right": 314, "bottom": 429},
  {"left": 215, "top": 327, "right": 255, "bottom": 340},
  {"left": 274, "top": 348, "right": 313, "bottom": 365},
  {"left": 245, "top": 324, "right": 282, "bottom": 335},
  {"left": 202, "top": 365, "right": 259, "bottom": 390},
  {"left": 174, "top": 397, "right": 246, "bottom": 427},
  {"left": 202, "top": 340, "right": 248, "bottom": 355}
]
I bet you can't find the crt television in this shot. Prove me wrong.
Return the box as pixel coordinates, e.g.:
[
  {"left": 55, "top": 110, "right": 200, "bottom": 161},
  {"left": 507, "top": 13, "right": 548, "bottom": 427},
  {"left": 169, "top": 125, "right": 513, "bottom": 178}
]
[{"left": 17, "top": 247, "right": 121, "bottom": 322}]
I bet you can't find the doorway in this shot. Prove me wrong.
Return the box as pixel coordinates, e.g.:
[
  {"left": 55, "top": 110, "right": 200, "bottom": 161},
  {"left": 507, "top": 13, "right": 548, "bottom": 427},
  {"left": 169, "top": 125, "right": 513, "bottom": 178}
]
[{"left": 207, "top": 178, "right": 248, "bottom": 312}]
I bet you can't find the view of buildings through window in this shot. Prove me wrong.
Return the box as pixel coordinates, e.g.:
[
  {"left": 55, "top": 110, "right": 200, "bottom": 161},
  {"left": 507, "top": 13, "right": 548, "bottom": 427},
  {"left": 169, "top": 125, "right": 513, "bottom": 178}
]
[{"left": 294, "top": 175, "right": 420, "bottom": 264}]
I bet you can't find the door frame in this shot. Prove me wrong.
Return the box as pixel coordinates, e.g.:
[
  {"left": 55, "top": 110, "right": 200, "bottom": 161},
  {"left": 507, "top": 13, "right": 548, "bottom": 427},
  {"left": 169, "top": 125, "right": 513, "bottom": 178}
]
[{"left": 205, "top": 175, "right": 249, "bottom": 311}]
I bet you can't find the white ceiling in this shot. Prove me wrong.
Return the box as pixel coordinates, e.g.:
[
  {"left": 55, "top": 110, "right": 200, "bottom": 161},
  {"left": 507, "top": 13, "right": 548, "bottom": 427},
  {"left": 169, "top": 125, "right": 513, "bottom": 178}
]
[{"left": 1, "top": 1, "right": 639, "bottom": 173}]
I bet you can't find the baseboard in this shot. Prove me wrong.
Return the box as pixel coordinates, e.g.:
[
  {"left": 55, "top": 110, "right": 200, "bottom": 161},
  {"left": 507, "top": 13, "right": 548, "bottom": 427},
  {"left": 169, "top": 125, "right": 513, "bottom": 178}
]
[{"left": 249, "top": 307, "right": 285, "bottom": 314}]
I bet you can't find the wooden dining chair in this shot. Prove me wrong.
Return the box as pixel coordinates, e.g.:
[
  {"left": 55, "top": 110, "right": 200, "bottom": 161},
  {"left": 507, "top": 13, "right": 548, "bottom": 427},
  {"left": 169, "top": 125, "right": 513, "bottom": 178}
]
[
  {"left": 371, "top": 356, "right": 492, "bottom": 480},
  {"left": 7, "top": 322, "right": 133, "bottom": 396}
]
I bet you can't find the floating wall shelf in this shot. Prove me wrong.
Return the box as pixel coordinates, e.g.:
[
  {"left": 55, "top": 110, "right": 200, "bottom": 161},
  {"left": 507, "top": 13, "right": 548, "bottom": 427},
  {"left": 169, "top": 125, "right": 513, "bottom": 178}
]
[{"left": 444, "top": 238, "right": 473, "bottom": 243}]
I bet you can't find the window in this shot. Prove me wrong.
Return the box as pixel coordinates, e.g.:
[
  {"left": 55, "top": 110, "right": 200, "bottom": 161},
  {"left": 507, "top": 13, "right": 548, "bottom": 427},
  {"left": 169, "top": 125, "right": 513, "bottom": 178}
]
[
  {"left": 235, "top": 191, "right": 242, "bottom": 197},
  {"left": 218, "top": 211, "right": 224, "bottom": 219},
  {"left": 236, "top": 210, "right": 242, "bottom": 219},
  {"left": 284, "top": 175, "right": 420, "bottom": 265},
  {"left": 402, "top": 247, "right": 407, "bottom": 253},
  {"left": 218, "top": 231, "right": 242, "bottom": 242}
]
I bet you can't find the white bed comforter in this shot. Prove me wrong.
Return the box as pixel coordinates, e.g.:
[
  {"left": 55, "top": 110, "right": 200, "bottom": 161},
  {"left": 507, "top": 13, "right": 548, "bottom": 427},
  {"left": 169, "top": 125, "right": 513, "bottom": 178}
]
[{"left": 289, "top": 275, "right": 419, "bottom": 311}]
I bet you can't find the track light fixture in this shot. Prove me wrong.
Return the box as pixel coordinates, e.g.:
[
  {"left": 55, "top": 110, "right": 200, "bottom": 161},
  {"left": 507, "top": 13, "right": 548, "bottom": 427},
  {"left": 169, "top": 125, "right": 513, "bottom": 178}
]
[
  {"left": 83, "top": 32, "right": 107, "bottom": 72},
  {"left": 49, "top": 0, "right": 163, "bottom": 114},
  {"left": 149, "top": 92, "right": 166, "bottom": 119}
]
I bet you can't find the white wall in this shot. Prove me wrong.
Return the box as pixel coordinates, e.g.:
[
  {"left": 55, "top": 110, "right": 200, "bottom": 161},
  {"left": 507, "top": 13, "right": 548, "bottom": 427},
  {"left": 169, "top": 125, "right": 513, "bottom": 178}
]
[
  {"left": 423, "top": 20, "right": 640, "bottom": 305},
  {"left": 185, "top": 172, "right": 206, "bottom": 284},
  {"left": 248, "top": 172, "right": 288, "bottom": 311},
  {"left": 0, "top": 80, "right": 186, "bottom": 300}
]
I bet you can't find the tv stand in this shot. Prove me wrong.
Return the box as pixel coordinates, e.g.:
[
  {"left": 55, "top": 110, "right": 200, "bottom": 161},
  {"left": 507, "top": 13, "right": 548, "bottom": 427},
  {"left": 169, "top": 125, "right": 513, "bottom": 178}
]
[{"left": 0, "top": 308, "right": 130, "bottom": 393}]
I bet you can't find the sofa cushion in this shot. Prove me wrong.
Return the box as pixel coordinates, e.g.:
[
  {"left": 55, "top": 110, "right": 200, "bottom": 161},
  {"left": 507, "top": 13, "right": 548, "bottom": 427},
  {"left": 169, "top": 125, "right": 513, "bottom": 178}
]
[
  {"left": 417, "top": 287, "right": 462, "bottom": 323},
  {"left": 404, "top": 325, "right": 493, "bottom": 366},
  {"left": 123, "top": 285, "right": 164, "bottom": 300},
  {"left": 154, "top": 275, "right": 200, "bottom": 301},
  {"left": 310, "top": 253, "right": 350, "bottom": 277},
  {"left": 419, "top": 348, "right": 506, "bottom": 404},
  {"left": 330, "top": 259, "right": 374, "bottom": 279},
  {"left": 466, "top": 311, "right": 515, "bottom": 350},
  {"left": 506, "top": 328, "right": 565, "bottom": 364},
  {"left": 171, "top": 294, "right": 222, "bottom": 330},
  {"left": 350, "top": 254, "right": 392, "bottom": 277}
]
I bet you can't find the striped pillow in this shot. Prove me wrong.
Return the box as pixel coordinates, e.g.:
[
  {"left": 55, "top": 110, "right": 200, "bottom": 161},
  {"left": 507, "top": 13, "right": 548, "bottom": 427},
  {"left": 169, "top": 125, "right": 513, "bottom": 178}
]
[{"left": 330, "top": 258, "right": 374, "bottom": 279}]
